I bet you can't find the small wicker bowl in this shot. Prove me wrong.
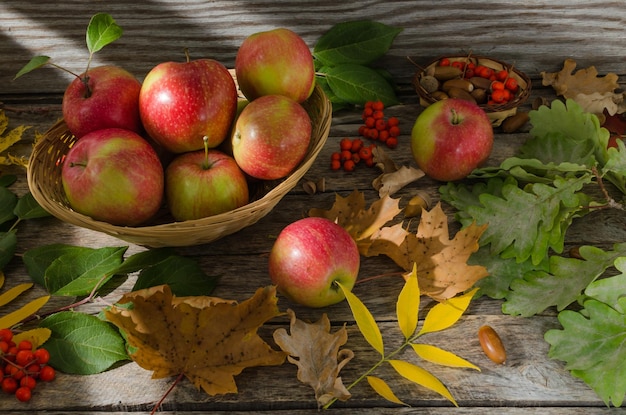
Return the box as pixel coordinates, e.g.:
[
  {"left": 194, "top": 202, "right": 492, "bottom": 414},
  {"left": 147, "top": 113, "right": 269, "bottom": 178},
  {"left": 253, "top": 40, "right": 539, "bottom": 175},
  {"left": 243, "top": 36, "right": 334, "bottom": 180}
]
[
  {"left": 413, "top": 55, "right": 531, "bottom": 126},
  {"left": 27, "top": 77, "right": 331, "bottom": 248}
]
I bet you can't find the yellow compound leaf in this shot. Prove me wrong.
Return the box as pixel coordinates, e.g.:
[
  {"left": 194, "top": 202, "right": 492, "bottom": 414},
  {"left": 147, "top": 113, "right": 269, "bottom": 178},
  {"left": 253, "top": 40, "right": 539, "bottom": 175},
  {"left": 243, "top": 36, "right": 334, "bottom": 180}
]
[
  {"left": 0, "top": 283, "right": 33, "bottom": 307},
  {"left": 338, "top": 281, "right": 384, "bottom": 356},
  {"left": 411, "top": 343, "right": 480, "bottom": 371},
  {"left": 367, "top": 375, "right": 407, "bottom": 406},
  {"left": 0, "top": 295, "right": 50, "bottom": 329},
  {"left": 396, "top": 264, "right": 419, "bottom": 340},
  {"left": 418, "top": 288, "right": 478, "bottom": 336},
  {"left": 13, "top": 327, "right": 52, "bottom": 349},
  {"left": 388, "top": 359, "right": 458, "bottom": 407},
  {"left": 0, "top": 270, "right": 5, "bottom": 289}
]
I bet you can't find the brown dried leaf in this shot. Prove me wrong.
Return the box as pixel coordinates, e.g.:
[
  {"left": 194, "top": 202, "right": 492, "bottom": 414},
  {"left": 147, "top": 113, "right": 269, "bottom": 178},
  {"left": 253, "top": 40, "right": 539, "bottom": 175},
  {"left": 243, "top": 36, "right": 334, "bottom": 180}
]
[
  {"left": 541, "top": 59, "right": 626, "bottom": 115},
  {"left": 273, "top": 309, "right": 354, "bottom": 408},
  {"left": 367, "top": 203, "right": 488, "bottom": 301},
  {"left": 105, "top": 285, "right": 286, "bottom": 396},
  {"left": 372, "top": 146, "right": 425, "bottom": 197},
  {"left": 308, "top": 190, "right": 402, "bottom": 255}
]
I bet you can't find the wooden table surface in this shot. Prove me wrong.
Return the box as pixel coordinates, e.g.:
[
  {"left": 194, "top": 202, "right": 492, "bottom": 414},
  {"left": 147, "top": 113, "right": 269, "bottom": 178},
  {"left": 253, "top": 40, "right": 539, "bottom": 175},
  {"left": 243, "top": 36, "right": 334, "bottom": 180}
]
[{"left": 1, "top": 1, "right": 625, "bottom": 413}]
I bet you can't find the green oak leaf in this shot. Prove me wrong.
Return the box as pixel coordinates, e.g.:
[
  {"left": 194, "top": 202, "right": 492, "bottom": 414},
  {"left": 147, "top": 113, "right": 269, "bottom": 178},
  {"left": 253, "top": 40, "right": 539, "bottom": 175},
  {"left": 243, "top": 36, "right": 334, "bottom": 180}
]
[
  {"left": 40, "top": 311, "right": 128, "bottom": 374},
  {"left": 584, "top": 256, "right": 626, "bottom": 314}
]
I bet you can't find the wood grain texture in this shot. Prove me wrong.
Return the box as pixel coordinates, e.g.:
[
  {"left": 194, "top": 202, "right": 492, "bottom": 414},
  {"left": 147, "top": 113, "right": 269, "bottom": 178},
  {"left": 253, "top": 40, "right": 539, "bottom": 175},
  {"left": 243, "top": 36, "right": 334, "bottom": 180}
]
[{"left": 1, "top": 1, "right": 626, "bottom": 413}]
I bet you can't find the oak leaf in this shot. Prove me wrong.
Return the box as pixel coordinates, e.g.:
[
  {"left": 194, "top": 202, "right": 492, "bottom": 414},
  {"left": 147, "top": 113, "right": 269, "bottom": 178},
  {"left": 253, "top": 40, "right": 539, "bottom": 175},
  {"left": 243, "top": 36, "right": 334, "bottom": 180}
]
[
  {"left": 541, "top": 59, "right": 626, "bottom": 115},
  {"left": 367, "top": 203, "right": 488, "bottom": 301},
  {"left": 308, "top": 190, "right": 402, "bottom": 255},
  {"left": 105, "top": 284, "right": 287, "bottom": 396},
  {"left": 273, "top": 309, "right": 354, "bottom": 408},
  {"left": 372, "top": 146, "right": 425, "bottom": 197}
]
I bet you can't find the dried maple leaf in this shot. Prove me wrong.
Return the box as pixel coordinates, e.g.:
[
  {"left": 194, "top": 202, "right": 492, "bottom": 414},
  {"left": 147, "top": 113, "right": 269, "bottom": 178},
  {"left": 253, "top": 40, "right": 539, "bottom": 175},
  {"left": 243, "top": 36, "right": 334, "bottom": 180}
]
[
  {"left": 308, "top": 190, "right": 402, "bottom": 255},
  {"left": 541, "top": 59, "right": 626, "bottom": 115},
  {"left": 273, "top": 309, "right": 354, "bottom": 408},
  {"left": 372, "top": 146, "right": 425, "bottom": 197},
  {"left": 105, "top": 284, "right": 287, "bottom": 396},
  {"left": 366, "top": 203, "right": 488, "bottom": 301}
]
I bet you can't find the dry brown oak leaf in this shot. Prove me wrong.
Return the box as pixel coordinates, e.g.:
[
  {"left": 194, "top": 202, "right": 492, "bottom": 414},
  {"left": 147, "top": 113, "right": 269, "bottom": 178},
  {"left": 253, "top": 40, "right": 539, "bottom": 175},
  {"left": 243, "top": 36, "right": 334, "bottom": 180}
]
[
  {"left": 273, "top": 309, "right": 354, "bottom": 408},
  {"left": 105, "top": 284, "right": 287, "bottom": 396},
  {"left": 541, "top": 58, "right": 626, "bottom": 115},
  {"left": 308, "top": 189, "right": 402, "bottom": 255},
  {"left": 366, "top": 202, "right": 488, "bottom": 301}
]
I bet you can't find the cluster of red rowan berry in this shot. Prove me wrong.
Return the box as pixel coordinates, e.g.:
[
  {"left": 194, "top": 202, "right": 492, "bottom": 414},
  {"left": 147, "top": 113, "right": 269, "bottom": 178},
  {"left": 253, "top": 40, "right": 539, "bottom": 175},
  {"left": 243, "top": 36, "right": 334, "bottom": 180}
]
[
  {"left": 438, "top": 58, "right": 519, "bottom": 105},
  {"left": 330, "top": 137, "right": 376, "bottom": 172},
  {"left": 1, "top": 328, "right": 56, "bottom": 402}
]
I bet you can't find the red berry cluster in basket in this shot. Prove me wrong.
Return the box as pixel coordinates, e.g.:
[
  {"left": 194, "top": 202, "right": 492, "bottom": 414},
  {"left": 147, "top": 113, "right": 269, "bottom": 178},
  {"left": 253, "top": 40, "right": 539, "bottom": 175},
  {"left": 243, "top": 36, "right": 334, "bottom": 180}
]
[
  {"left": 331, "top": 138, "right": 376, "bottom": 172},
  {"left": 438, "top": 58, "right": 519, "bottom": 105},
  {"left": 357, "top": 100, "right": 400, "bottom": 149},
  {"left": 1, "top": 328, "right": 56, "bottom": 402}
]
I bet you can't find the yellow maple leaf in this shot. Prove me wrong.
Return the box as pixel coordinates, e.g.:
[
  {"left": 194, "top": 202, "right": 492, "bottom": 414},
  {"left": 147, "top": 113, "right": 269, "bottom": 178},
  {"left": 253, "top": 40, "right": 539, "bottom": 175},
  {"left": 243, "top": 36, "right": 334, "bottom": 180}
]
[
  {"left": 105, "top": 284, "right": 287, "bottom": 396},
  {"left": 367, "top": 203, "right": 488, "bottom": 301}
]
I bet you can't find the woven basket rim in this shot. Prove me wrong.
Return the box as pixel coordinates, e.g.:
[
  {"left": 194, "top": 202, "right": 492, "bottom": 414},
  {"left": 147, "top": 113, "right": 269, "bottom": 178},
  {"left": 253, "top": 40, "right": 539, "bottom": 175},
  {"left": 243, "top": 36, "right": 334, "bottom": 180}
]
[
  {"left": 413, "top": 54, "right": 532, "bottom": 114},
  {"left": 27, "top": 79, "right": 331, "bottom": 247}
]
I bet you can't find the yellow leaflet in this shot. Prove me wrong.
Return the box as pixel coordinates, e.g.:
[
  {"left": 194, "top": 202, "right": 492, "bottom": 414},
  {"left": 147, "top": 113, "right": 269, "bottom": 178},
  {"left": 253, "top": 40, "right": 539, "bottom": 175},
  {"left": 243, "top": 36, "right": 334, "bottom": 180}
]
[
  {"left": 418, "top": 288, "right": 478, "bottom": 335},
  {"left": 338, "top": 282, "right": 384, "bottom": 356},
  {"left": 0, "top": 270, "right": 5, "bottom": 289},
  {"left": 13, "top": 328, "right": 51, "bottom": 349},
  {"left": 388, "top": 359, "right": 458, "bottom": 407},
  {"left": 367, "top": 375, "right": 407, "bottom": 406},
  {"left": 411, "top": 343, "right": 480, "bottom": 371},
  {"left": 397, "top": 264, "right": 419, "bottom": 340},
  {"left": 0, "top": 125, "right": 29, "bottom": 154},
  {"left": 0, "top": 283, "right": 33, "bottom": 307},
  {"left": 0, "top": 110, "right": 7, "bottom": 135},
  {"left": 0, "top": 295, "right": 49, "bottom": 329}
]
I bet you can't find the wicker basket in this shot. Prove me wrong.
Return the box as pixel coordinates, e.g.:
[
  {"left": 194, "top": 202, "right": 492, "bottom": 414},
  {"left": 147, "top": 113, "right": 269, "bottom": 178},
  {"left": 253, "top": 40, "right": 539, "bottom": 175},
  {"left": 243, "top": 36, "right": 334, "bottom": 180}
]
[
  {"left": 413, "top": 55, "right": 531, "bottom": 126},
  {"left": 27, "top": 77, "right": 331, "bottom": 248}
]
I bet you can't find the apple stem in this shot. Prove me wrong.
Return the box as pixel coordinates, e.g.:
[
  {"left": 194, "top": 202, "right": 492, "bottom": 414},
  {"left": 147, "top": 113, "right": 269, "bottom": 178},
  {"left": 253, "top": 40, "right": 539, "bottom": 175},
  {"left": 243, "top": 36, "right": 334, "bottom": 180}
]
[
  {"left": 202, "top": 136, "right": 210, "bottom": 170},
  {"left": 450, "top": 108, "right": 461, "bottom": 125},
  {"left": 184, "top": 48, "right": 191, "bottom": 63}
]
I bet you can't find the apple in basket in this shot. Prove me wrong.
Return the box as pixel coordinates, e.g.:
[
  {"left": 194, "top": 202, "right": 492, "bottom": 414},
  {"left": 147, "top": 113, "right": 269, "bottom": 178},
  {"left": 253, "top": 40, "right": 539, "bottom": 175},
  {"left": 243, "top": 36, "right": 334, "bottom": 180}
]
[
  {"left": 411, "top": 98, "right": 494, "bottom": 181},
  {"left": 165, "top": 143, "right": 249, "bottom": 222},
  {"left": 61, "top": 128, "right": 164, "bottom": 226},
  {"left": 62, "top": 65, "right": 143, "bottom": 139},
  {"left": 235, "top": 28, "right": 315, "bottom": 103},
  {"left": 231, "top": 94, "right": 311, "bottom": 180},
  {"left": 139, "top": 57, "right": 238, "bottom": 154},
  {"left": 268, "top": 217, "right": 360, "bottom": 308}
]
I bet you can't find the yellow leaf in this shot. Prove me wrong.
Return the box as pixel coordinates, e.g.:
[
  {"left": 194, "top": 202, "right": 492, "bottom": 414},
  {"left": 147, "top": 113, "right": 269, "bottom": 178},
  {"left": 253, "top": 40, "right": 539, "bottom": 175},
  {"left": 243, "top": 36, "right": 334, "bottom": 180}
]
[
  {"left": 0, "top": 270, "right": 5, "bottom": 289},
  {"left": 0, "top": 283, "right": 33, "bottom": 307},
  {"left": 367, "top": 375, "right": 407, "bottom": 406},
  {"left": 0, "top": 110, "right": 8, "bottom": 135},
  {"left": 0, "top": 295, "right": 49, "bottom": 329},
  {"left": 418, "top": 288, "right": 478, "bottom": 336},
  {"left": 0, "top": 124, "right": 29, "bottom": 154},
  {"left": 13, "top": 328, "right": 52, "bottom": 349},
  {"left": 411, "top": 343, "right": 480, "bottom": 371},
  {"left": 338, "top": 282, "right": 384, "bottom": 356},
  {"left": 388, "top": 359, "right": 458, "bottom": 406},
  {"left": 396, "top": 264, "right": 419, "bottom": 340}
]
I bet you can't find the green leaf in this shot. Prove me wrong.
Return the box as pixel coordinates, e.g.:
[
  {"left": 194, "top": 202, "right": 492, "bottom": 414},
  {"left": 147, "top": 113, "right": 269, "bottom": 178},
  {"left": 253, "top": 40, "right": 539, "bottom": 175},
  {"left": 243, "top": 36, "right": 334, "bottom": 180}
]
[
  {"left": 396, "top": 265, "right": 419, "bottom": 340},
  {"left": 86, "top": 13, "right": 123, "bottom": 54},
  {"left": 545, "top": 299, "right": 626, "bottom": 407},
  {"left": 584, "top": 257, "right": 626, "bottom": 314},
  {"left": 44, "top": 246, "right": 128, "bottom": 296},
  {"left": 22, "top": 244, "right": 87, "bottom": 287},
  {"left": 338, "top": 281, "right": 384, "bottom": 356},
  {"left": 314, "top": 20, "right": 402, "bottom": 66},
  {"left": 418, "top": 288, "right": 477, "bottom": 335},
  {"left": 40, "top": 311, "right": 128, "bottom": 374},
  {"left": 366, "top": 376, "right": 407, "bottom": 406},
  {"left": 0, "top": 174, "right": 17, "bottom": 187},
  {"left": 13, "top": 56, "right": 51, "bottom": 80},
  {"left": 0, "top": 186, "right": 17, "bottom": 226},
  {"left": 113, "top": 247, "right": 176, "bottom": 274},
  {"left": 0, "top": 231, "right": 17, "bottom": 271},
  {"left": 503, "top": 244, "right": 626, "bottom": 317},
  {"left": 388, "top": 359, "right": 458, "bottom": 406},
  {"left": 133, "top": 254, "right": 218, "bottom": 296},
  {"left": 14, "top": 192, "right": 51, "bottom": 220},
  {"left": 323, "top": 64, "right": 399, "bottom": 107}
]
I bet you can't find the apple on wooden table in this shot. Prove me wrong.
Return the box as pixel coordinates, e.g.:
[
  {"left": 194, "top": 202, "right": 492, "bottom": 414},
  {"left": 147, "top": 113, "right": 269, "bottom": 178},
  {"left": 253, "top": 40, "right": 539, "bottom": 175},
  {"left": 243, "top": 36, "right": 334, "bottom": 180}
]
[
  {"left": 139, "top": 57, "right": 238, "bottom": 154},
  {"left": 411, "top": 98, "right": 494, "bottom": 181},
  {"left": 61, "top": 128, "right": 164, "bottom": 226},
  {"left": 268, "top": 217, "right": 360, "bottom": 308}
]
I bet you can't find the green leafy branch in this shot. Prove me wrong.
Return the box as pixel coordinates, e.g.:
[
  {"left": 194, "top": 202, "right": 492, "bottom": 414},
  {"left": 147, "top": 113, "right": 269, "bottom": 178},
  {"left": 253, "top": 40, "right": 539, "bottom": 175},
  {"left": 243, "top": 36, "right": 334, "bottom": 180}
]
[{"left": 325, "top": 266, "right": 479, "bottom": 408}]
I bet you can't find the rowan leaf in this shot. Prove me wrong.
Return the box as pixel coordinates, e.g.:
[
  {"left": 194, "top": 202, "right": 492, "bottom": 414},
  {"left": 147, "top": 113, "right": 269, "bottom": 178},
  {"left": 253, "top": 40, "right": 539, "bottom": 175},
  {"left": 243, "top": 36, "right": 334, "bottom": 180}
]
[
  {"left": 419, "top": 288, "right": 478, "bottom": 335},
  {"left": 0, "top": 294, "right": 49, "bottom": 329},
  {"left": 12, "top": 328, "right": 51, "bottom": 349},
  {"left": 105, "top": 285, "right": 286, "bottom": 396},
  {"left": 0, "top": 282, "right": 32, "bottom": 307},
  {"left": 308, "top": 190, "right": 402, "bottom": 255},
  {"left": 273, "top": 309, "right": 353, "bottom": 408},
  {"left": 0, "top": 110, "right": 30, "bottom": 167},
  {"left": 366, "top": 375, "right": 407, "bottom": 406},
  {"left": 388, "top": 359, "right": 458, "bottom": 406},
  {"left": 338, "top": 281, "right": 384, "bottom": 356},
  {"left": 396, "top": 264, "right": 419, "bottom": 340},
  {"left": 411, "top": 344, "right": 479, "bottom": 371}
]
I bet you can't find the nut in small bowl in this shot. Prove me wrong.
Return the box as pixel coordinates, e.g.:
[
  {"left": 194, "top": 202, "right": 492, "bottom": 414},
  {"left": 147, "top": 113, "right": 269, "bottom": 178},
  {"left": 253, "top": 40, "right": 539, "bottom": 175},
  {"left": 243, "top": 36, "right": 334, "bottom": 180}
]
[{"left": 413, "top": 55, "right": 531, "bottom": 127}]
